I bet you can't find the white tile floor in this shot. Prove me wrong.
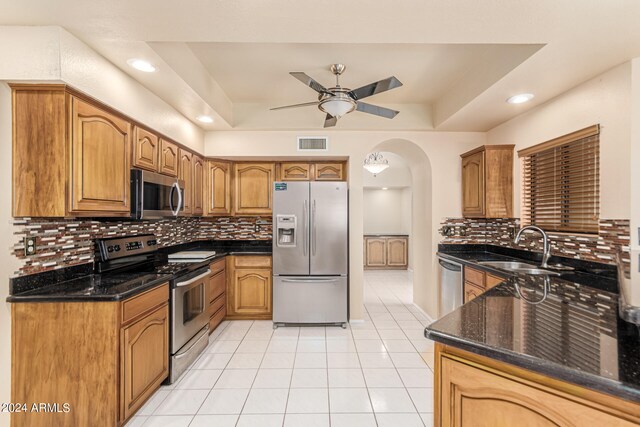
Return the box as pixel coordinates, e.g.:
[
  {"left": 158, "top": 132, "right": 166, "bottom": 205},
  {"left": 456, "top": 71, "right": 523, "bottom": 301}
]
[{"left": 128, "top": 270, "right": 435, "bottom": 427}]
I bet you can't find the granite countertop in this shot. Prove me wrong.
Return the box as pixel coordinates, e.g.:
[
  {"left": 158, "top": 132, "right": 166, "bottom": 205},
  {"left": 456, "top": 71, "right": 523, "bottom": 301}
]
[
  {"left": 8, "top": 240, "right": 272, "bottom": 303},
  {"left": 426, "top": 245, "right": 640, "bottom": 402}
]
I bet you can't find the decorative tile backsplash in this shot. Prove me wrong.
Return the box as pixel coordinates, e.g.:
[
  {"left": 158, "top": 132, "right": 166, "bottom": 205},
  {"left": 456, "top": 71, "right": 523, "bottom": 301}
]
[
  {"left": 439, "top": 218, "right": 629, "bottom": 265},
  {"left": 11, "top": 217, "right": 272, "bottom": 276}
]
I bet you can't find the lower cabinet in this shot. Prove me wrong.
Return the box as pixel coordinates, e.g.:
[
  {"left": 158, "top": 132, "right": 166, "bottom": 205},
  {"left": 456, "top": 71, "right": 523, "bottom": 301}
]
[
  {"left": 11, "top": 283, "right": 169, "bottom": 427},
  {"left": 463, "top": 265, "right": 504, "bottom": 303},
  {"left": 208, "top": 258, "right": 227, "bottom": 333},
  {"left": 435, "top": 344, "right": 640, "bottom": 427},
  {"left": 226, "top": 255, "right": 272, "bottom": 320},
  {"left": 364, "top": 235, "right": 409, "bottom": 270}
]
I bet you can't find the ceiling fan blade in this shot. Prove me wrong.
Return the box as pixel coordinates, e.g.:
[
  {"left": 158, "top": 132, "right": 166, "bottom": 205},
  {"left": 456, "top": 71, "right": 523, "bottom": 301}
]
[
  {"left": 356, "top": 102, "right": 399, "bottom": 119},
  {"left": 290, "top": 72, "right": 329, "bottom": 94},
  {"left": 348, "top": 76, "right": 403, "bottom": 100},
  {"left": 270, "top": 101, "right": 319, "bottom": 111},
  {"left": 324, "top": 114, "right": 337, "bottom": 128}
]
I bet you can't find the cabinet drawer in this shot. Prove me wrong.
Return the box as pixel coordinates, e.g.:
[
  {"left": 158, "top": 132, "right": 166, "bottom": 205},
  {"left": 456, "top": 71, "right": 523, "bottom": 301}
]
[
  {"left": 234, "top": 256, "right": 272, "bottom": 268},
  {"left": 464, "top": 281, "right": 485, "bottom": 303},
  {"left": 210, "top": 258, "right": 226, "bottom": 275},
  {"left": 209, "top": 269, "right": 226, "bottom": 302},
  {"left": 209, "top": 305, "right": 226, "bottom": 333},
  {"left": 464, "top": 266, "right": 485, "bottom": 287},
  {"left": 210, "top": 293, "right": 225, "bottom": 314},
  {"left": 122, "top": 283, "right": 169, "bottom": 325},
  {"left": 486, "top": 273, "right": 505, "bottom": 290}
]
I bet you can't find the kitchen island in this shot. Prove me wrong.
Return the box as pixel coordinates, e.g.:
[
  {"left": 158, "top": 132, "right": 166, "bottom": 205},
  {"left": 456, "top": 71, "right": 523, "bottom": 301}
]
[{"left": 426, "top": 247, "right": 640, "bottom": 426}]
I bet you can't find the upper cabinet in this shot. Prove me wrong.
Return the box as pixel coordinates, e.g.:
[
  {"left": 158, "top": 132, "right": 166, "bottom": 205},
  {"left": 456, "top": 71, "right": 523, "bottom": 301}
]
[
  {"left": 461, "top": 145, "right": 514, "bottom": 218},
  {"left": 159, "top": 139, "right": 179, "bottom": 177},
  {"left": 206, "top": 160, "right": 232, "bottom": 216},
  {"left": 233, "top": 162, "right": 275, "bottom": 215},
  {"left": 192, "top": 155, "right": 205, "bottom": 216},
  {"left": 277, "top": 161, "right": 347, "bottom": 181},
  {"left": 12, "top": 85, "right": 133, "bottom": 217},
  {"left": 132, "top": 126, "right": 159, "bottom": 172},
  {"left": 178, "top": 149, "right": 193, "bottom": 215}
]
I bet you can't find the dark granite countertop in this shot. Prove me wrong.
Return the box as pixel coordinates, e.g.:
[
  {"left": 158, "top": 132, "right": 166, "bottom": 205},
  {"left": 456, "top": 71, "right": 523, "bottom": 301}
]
[
  {"left": 427, "top": 245, "right": 640, "bottom": 402},
  {"left": 8, "top": 240, "right": 272, "bottom": 303}
]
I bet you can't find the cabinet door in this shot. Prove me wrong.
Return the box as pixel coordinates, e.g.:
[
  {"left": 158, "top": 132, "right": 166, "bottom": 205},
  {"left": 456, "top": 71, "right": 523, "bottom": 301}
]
[
  {"left": 206, "top": 160, "right": 232, "bottom": 216},
  {"left": 386, "top": 237, "right": 408, "bottom": 268},
  {"left": 158, "top": 139, "right": 179, "bottom": 177},
  {"left": 234, "top": 163, "right": 275, "bottom": 215},
  {"left": 192, "top": 155, "right": 205, "bottom": 215},
  {"left": 70, "top": 97, "right": 131, "bottom": 214},
  {"left": 280, "top": 163, "right": 311, "bottom": 181},
  {"left": 461, "top": 151, "right": 485, "bottom": 217},
  {"left": 121, "top": 304, "right": 169, "bottom": 420},
  {"left": 439, "top": 355, "right": 638, "bottom": 427},
  {"left": 230, "top": 268, "right": 272, "bottom": 316},
  {"left": 485, "top": 273, "right": 505, "bottom": 290},
  {"left": 464, "top": 281, "right": 484, "bottom": 303},
  {"left": 178, "top": 149, "right": 193, "bottom": 215},
  {"left": 132, "top": 126, "right": 159, "bottom": 172},
  {"left": 314, "top": 163, "right": 344, "bottom": 181},
  {"left": 364, "top": 238, "right": 387, "bottom": 268}
]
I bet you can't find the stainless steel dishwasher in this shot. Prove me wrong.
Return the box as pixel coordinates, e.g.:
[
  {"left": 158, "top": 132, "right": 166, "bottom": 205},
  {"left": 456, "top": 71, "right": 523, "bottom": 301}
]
[{"left": 438, "top": 256, "right": 463, "bottom": 317}]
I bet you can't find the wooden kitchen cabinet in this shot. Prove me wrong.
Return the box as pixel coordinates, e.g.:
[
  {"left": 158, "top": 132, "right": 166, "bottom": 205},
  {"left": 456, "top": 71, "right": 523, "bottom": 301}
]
[
  {"left": 464, "top": 265, "right": 505, "bottom": 303},
  {"left": 279, "top": 162, "right": 312, "bottom": 181},
  {"left": 233, "top": 162, "right": 275, "bottom": 215},
  {"left": 11, "top": 283, "right": 169, "bottom": 426},
  {"left": 314, "top": 162, "right": 345, "bottom": 181},
  {"left": 159, "top": 139, "right": 179, "bottom": 177},
  {"left": 178, "top": 149, "right": 193, "bottom": 214},
  {"left": 70, "top": 96, "right": 132, "bottom": 215},
  {"left": 226, "top": 255, "right": 272, "bottom": 320},
  {"left": 208, "top": 258, "right": 226, "bottom": 333},
  {"left": 132, "top": 126, "right": 160, "bottom": 172},
  {"left": 205, "top": 160, "right": 232, "bottom": 216},
  {"left": 364, "top": 235, "right": 408, "bottom": 269},
  {"left": 435, "top": 344, "right": 640, "bottom": 427},
  {"left": 461, "top": 145, "right": 514, "bottom": 218},
  {"left": 192, "top": 155, "right": 205, "bottom": 215}
]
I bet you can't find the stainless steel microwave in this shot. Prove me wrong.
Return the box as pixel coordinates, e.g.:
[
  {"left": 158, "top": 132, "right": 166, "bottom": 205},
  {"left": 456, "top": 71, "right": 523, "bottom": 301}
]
[{"left": 131, "top": 169, "right": 185, "bottom": 219}]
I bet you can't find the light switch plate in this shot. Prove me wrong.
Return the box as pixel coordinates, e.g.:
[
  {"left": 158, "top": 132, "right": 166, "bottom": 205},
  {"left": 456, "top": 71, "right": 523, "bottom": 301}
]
[{"left": 24, "top": 237, "right": 36, "bottom": 256}]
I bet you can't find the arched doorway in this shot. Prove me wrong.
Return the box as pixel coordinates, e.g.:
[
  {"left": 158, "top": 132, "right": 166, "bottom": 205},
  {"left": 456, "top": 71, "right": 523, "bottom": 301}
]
[{"left": 362, "top": 139, "right": 433, "bottom": 316}]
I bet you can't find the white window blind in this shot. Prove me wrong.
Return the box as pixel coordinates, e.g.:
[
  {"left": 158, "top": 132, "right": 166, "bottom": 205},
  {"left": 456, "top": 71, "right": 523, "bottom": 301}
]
[{"left": 518, "top": 125, "right": 600, "bottom": 234}]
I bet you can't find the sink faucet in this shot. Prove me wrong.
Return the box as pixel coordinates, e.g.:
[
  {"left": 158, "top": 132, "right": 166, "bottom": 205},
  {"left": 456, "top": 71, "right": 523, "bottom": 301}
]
[{"left": 514, "top": 225, "right": 551, "bottom": 268}]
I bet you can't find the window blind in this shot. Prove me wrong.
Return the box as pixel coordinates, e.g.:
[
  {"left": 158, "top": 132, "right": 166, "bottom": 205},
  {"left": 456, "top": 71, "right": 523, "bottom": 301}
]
[{"left": 519, "top": 125, "right": 600, "bottom": 234}]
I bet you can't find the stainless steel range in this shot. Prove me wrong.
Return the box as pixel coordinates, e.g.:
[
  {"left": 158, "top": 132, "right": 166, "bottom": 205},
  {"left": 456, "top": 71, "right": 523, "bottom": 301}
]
[{"left": 96, "top": 235, "right": 216, "bottom": 383}]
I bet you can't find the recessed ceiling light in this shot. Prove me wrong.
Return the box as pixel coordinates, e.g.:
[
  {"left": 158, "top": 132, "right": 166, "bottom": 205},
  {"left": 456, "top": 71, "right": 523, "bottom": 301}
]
[
  {"left": 506, "top": 93, "right": 534, "bottom": 104},
  {"left": 382, "top": 187, "right": 388, "bottom": 190},
  {"left": 196, "top": 115, "right": 214, "bottom": 124},
  {"left": 127, "top": 58, "right": 156, "bottom": 73}
]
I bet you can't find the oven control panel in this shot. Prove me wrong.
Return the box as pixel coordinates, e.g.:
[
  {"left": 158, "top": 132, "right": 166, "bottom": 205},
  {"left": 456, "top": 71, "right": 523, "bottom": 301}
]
[{"left": 96, "top": 234, "right": 158, "bottom": 261}]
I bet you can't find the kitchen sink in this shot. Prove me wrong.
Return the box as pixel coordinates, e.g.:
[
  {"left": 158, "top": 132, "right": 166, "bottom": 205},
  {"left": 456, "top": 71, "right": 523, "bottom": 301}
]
[{"left": 478, "top": 261, "right": 561, "bottom": 276}]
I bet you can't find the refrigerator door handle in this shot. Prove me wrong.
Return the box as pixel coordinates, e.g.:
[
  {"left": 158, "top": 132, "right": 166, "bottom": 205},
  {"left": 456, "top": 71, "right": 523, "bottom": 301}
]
[
  {"left": 281, "top": 278, "right": 338, "bottom": 283},
  {"left": 312, "top": 199, "right": 317, "bottom": 255},
  {"left": 303, "top": 200, "right": 308, "bottom": 256}
]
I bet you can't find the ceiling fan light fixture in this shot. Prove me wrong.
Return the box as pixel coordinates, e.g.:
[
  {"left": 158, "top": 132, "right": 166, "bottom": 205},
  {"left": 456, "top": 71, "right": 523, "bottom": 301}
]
[
  {"left": 318, "top": 94, "right": 356, "bottom": 119},
  {"left": 363, "top": 152, "right": 390, "bottom": 176}
]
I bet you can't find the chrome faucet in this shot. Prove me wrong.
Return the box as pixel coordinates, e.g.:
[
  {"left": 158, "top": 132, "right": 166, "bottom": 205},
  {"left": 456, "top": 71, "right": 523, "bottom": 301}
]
[{"left": 514, "top": 225, "right": 551, "bottom": 268}]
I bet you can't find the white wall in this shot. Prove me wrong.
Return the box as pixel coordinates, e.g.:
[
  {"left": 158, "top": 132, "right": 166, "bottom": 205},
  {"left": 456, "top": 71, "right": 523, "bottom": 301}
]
[
  {"left": 487, "top": 62, "right": 631, "bottom": 220},
  {"left": 205, "top": 130, "right": 485, "bottom": 319},
  {"left": 363, "top": 188, "right": 411, "bottom": 235}
]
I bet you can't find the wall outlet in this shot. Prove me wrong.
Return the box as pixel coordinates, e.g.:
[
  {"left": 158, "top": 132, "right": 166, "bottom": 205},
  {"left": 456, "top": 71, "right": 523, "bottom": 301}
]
[{"left": 24, "top": 237, "right": 36, "bottom": 256}]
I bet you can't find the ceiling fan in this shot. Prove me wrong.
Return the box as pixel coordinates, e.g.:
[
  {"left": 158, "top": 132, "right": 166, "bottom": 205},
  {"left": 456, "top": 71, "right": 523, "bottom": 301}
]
[{"left": 270, "top": 64, "right": 403, "bottom": 128}]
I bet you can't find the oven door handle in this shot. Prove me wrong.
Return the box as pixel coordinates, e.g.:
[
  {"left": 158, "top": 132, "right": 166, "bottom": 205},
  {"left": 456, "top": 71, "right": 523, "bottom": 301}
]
[{"left": 175, "top": 269, "right": 211, "bottom": 287}]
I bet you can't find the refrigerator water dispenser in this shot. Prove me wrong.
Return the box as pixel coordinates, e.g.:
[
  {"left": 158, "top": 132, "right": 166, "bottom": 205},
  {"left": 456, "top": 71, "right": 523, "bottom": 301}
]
[{"left": 276, "top": 214, "right": 297, "bottom": 247}]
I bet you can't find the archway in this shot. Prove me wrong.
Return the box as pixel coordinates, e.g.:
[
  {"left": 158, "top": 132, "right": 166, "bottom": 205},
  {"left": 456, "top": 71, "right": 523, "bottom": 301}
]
[{"left": 363, "top": 139, "right": 434, "bottom": 316}]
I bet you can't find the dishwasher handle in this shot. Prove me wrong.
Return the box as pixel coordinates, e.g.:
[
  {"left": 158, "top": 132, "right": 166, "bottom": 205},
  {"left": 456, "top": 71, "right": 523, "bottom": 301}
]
[{"left": 438, "top": 259, "right": 462, "bottom": 272}]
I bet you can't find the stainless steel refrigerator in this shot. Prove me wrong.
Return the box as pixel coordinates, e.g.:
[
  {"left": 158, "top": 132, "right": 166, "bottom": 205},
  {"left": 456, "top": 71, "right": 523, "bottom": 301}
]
[{"left": 272, "top": 181, "right": 348, "bottom": 327}]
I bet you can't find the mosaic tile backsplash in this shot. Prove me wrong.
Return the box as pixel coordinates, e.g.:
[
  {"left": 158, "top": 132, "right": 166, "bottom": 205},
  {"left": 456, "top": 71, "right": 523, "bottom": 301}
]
[
  {"left": 12, "top": 217, "right": 272, "bottom": 276},
  {"left": 439, "top": 217, "right": 629, "bottom": 265}
]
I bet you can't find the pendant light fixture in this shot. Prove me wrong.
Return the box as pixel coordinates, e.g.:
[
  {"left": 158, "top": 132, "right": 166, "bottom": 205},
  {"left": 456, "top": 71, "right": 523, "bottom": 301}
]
[{"left": 363, "top": 152, "right": 390, "bottom": 176}]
